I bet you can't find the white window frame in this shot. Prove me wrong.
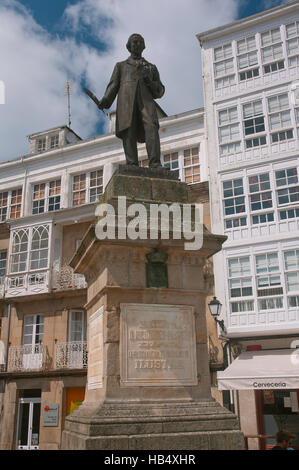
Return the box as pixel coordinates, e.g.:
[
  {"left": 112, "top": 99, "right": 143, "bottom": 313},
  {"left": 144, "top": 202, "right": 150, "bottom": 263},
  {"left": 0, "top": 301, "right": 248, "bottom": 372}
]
[
  {"left": 223, "top": 178, "right": 247, "bottom": 228},
  {"left": 32, "top": 179, "right": 61, "bottom": 215},
  {"left": 228, "top": 256, "right": 253, "bottom": 300},
  {"left": 0, "top": 188, "right": 23, "bottom": 222},
  {"left": 72, "top": 169, "right": 103, "bottom": 206},
  {"left": 183, "top": 147, "right": 200, "bottom": 185},
  {"left": 49, "top": 134, "right": 59, "bottom": 149},
  {"left": 275, "top": 167, "right": 299, "bottom": 207},
  {"left": 162, "top": 152, "right": 179, "bottom": 171},
  {"left": 255, "top": 252, "right": 281, "bottom": 290},
  {"left": 286, "top": 21, "right": 299, "bottom": 63},
  {"left": 68, "top": 310, "right": 87, "bottom": 343},
  {"left": 248, "top": 172, "right": 273, "bottom": 213},
  {"left": 36, "top": 137, "right": 46, "bottom": 153},
  {"left": 23, "top": 315, "right": 44, "bottom": 346}
]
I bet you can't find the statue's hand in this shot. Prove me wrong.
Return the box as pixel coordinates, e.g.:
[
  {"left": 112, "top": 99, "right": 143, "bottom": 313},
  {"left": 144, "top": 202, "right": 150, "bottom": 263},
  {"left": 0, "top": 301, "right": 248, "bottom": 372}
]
[{"left": 141, "top": 64, "right": 152, "bottom": 84}]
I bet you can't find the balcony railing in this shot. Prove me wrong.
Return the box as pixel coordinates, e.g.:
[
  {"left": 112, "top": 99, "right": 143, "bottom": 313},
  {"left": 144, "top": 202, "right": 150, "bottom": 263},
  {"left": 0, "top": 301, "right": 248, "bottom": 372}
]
[
  {"left": 5, "top": 270, "right": 50, "bottom": 298},
  {"left": 55, "top": 341, "right": 88, "bottom": 369},
  {"left": 7, "top": 344, "right": 49, "bottom": 372},
  {"left": 52, "top": 264, "right": 87, "bottom": 291},
  {"left": 1, "top": 265, "right": 86, "bottom": 298}
]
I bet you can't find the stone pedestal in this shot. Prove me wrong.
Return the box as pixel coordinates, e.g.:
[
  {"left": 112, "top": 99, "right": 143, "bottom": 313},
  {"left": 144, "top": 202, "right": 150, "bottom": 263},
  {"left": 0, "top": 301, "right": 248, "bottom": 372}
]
[{"left": 61, "top": 169, "right": 244, "bottom": 450}]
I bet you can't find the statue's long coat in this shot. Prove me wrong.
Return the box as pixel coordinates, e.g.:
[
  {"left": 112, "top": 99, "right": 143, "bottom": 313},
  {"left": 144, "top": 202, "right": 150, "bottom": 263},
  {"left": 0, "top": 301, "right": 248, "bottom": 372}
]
[{"left": 102, "top": 57, "right": 165, "bottom": 143}]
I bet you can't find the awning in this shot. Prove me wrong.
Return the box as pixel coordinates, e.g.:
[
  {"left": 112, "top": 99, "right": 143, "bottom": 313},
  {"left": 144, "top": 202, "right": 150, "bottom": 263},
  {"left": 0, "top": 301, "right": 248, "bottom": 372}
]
[{"left": 217, "top": 349, "right": 299, "bottom": 390}]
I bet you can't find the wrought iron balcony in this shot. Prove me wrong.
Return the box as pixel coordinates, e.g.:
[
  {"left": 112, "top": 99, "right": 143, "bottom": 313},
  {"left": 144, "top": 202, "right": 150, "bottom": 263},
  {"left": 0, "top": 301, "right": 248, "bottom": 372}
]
[
  {"left": 52, "top": 264, "right": 87, "bottom": 291},
  {"left": 7, "top": 344, "right": 49, "bottom": 372},
  {"left": 55, "top": 341, "right": 88, "bottom": 369}
]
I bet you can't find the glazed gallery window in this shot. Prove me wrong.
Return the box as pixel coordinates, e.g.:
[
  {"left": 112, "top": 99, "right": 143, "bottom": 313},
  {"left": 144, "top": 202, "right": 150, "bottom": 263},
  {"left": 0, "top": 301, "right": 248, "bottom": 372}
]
[
  {"left": 261, "top": 28, "right": 283, "bottom": 65},
  {"left": 255, "top": 253, "right": 281, "bottom": 290},
  {"left": 214, "top": 43, "right": 233, "bottom": 62},
  {"left": 183, "top": 148, "right": 200, "bottom": 184},
  {"left": 231, "top": 300, "right": 254, "bottom": 313},
  {"left": 218, "top": 106, "right": 240, "bottom": 155},
  {"left": 72, "top": 170, "right": 103, "bottom": 206},
  {"left": 284, "top": 250, "right": 299, "bottom": 292},
  {"left": 264, "top": 60, "right": 284, "bottom": 74},
  {"left": 239, "top": 67, "right": 259, "bottom": 81},
  {"left": 248, "top": 173, "right": 273, "bottom": 211},
  {"left": 236, "top": 36, "right": 258, "bottom": 72},
  {"left": 223, "top": 178, "right": 246, "bottom": 215},
  {"left": 252, "top": 212, "right": 274, "bottom": 224},
  {"left": 268, "top": 94, "right": 293, "bottom": 142},
  {"left": 275, "top": 167, "right": 298, "bottom": 187},
  {"left": 243, "top": 100, "right": 265, "bottom": 136},
  {"left": 228, "top": 257, "right": 252, "bottom": 298},
  {"left": 214, "top": 59, "right": 234, "bottom": 78},
  {"left": 214, "top": 43, "right": 235, "bottom": 88},
  {"left": 243, "top": 100, "right": 267, "bottom": 149},
  {"left": 223, "top": 178, "right": 246, "bottom": 229},
  {"left": 279, "top": 207, "right": 299, "bottom": 220},
  {"left": 0, "top": 188, "right": 22, "bottom": 222},
  {"left": 215, "top": 74, "right": 235, "bottom": 89},
  {"left": 10, "top": 225, "right": 49, "bottom": 274},
  {"left": 32, "top": 180, "right": 61, "bottom": 214},
  {"left": 258, "top": 297, "right": 283, "bottom": 310},
  {"left": 286, "top": 21, "right": 299, "bottom": 64},
  {"left": 275, "top": 168, "right": 299, "bottom": 206}
]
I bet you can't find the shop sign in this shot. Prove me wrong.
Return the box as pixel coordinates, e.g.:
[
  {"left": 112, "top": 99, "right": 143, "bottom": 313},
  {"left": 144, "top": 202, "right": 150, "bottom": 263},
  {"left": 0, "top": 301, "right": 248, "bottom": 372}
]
[{"left": 43, "top": 403, "right": 59, "bottom": 427}]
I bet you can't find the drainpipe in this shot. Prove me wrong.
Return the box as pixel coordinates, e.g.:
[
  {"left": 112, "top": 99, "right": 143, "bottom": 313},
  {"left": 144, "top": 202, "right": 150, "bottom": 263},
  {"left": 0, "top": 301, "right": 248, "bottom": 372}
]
[{"left": 4, "top": 303, "right": 12, "bottom": 372}]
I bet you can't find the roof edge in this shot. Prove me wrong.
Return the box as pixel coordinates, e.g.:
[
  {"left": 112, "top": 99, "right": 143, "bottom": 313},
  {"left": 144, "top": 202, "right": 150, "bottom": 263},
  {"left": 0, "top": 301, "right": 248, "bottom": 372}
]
[{"left": 196, "top": 0, "right": 299, "bottom": 44}]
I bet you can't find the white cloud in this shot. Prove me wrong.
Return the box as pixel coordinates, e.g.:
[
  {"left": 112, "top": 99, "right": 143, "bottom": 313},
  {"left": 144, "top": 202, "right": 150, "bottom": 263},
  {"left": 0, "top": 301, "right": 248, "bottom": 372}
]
[
  {"left": 0, "top": 0, "right": 239, "bottom": 162},
  {"left": 0, "top": 0, "right": 102, "bottom": 162}
]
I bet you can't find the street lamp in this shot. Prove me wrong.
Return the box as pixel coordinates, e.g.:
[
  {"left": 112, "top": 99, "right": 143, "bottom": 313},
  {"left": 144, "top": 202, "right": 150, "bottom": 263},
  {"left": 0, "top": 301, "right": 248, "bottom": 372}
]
[{"left": 208, "top": 296, "right": 225, "bottom": 332}]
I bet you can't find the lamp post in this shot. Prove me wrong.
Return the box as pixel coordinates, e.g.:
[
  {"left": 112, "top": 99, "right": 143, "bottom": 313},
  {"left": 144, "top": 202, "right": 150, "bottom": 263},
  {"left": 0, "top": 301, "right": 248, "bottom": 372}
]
[{"left": 208, "top": 296, "right": 225, "bottom": 333}]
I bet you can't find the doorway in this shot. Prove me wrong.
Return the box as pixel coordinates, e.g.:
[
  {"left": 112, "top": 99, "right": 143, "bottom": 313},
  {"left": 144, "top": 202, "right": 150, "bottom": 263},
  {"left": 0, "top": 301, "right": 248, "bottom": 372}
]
[
  {"left": 16, "top": 395, "right": 41, "bottom": 450},
  {"left": 256, "top": 389, "right": 299, "bottom": 449}
]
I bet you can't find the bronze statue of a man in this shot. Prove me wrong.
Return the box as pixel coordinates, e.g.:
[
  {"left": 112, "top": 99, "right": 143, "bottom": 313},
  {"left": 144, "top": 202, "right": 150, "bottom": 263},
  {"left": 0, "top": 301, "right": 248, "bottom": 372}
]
[{"left": 97, "top": 34, "right": 165, "bottom": 168}]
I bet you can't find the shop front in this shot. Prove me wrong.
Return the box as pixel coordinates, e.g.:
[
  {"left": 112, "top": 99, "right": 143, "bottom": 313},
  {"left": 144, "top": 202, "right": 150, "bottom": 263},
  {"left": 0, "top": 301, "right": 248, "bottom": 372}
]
[{"left": 218, "top": 348, "right": 299, "bottom": 450}]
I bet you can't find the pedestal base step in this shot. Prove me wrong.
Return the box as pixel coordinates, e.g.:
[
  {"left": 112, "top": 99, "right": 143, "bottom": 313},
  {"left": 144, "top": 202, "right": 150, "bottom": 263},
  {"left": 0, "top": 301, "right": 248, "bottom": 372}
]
[{"left": 61, "top": 400, "right": 244, "bottom": 450}]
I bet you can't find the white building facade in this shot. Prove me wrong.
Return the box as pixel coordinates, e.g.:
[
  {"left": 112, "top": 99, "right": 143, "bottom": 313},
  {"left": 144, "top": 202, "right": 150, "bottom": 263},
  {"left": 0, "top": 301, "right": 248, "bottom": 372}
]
[{"left": 198, "top": 0, "right": 299, "bottom": 449}]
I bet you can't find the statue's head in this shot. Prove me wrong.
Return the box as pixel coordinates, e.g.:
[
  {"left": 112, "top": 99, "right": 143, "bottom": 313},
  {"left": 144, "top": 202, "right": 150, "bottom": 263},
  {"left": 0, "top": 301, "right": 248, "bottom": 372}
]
[{"left": 126, "top": 34, "right": 145, "bottom": 53}]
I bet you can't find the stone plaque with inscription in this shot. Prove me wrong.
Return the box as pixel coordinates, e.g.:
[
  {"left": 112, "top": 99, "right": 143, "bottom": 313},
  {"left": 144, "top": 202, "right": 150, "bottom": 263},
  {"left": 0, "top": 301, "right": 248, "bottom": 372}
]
[
  {"left": 120, "top": 304, "right": 197, "bottom": 386},
  {"left": 88, "top": 306, "right": 104, "bottom": 390}
]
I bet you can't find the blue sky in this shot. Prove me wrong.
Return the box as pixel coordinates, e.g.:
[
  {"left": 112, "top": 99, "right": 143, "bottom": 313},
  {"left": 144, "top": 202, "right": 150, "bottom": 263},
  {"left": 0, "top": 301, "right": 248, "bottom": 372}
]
[{"left": 0, "top": 0, "right": 290, "bottom": 162}]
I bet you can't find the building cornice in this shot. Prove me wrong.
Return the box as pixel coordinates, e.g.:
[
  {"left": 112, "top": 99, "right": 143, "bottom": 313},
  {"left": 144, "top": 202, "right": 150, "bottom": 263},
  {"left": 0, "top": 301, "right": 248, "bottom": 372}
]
[
  {"left": 0, "top": 108, "right": 204, "bottom": 172},
  {"left": 196, "top": 0, "right": 299, "bottom": 45}
]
